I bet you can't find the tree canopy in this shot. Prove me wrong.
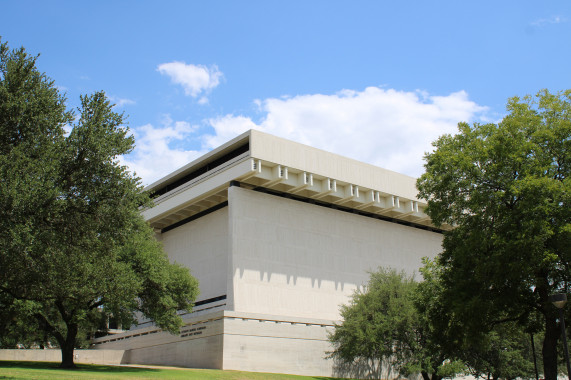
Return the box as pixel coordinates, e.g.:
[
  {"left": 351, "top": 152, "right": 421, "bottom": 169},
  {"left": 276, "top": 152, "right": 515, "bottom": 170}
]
[
  {"left": 417, "top": 89, "right": 571, "bottom": 380},
  {"left": 0, "top": 40, "right": 199, "bottom": 368},
  {"left": 328, "top": 268, "right": 418, "bottom": 379},
  {"left": 328, "top": 267, "right": 464, "bottom": 380},
  {"left": 330, "top": 262, "right": 538, "bottom": 380}
]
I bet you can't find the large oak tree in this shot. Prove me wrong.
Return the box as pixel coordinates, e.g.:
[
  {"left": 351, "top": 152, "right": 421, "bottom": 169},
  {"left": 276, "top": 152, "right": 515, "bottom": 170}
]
[
  {"left": 417, "top": 90, "right": 571, "bottom": 380},
  {"left": 0, "top": 41, "right": 199, "bottom": 368}
]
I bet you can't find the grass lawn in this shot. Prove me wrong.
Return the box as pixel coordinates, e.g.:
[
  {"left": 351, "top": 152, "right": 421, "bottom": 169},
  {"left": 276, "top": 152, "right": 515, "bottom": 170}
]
[{"left": 0, "top": 361, "right": 348, "bottom": 380}]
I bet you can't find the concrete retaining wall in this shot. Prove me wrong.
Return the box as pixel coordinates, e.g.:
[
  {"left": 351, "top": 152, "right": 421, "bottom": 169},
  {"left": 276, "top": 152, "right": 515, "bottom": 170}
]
[
  {"left": 0, "top": 349, "right": 126, "bottom": 365},
  {"left": 93, "top": 314, "right": 224, "bottom": 369}
]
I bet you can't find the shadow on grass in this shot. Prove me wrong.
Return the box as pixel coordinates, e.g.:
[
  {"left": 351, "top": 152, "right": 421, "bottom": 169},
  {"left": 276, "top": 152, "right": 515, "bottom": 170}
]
[
  {"left": 1, "top": 361, "right": 352, "bottom": 380},
  {"left": 0, "top": 361, "right": 160, "bottom": 374}
]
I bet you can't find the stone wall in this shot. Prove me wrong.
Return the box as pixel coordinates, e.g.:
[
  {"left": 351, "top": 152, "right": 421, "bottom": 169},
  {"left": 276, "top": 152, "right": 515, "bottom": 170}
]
[{"left": 0, "top": 349, "right": 126, "bottom": 365}]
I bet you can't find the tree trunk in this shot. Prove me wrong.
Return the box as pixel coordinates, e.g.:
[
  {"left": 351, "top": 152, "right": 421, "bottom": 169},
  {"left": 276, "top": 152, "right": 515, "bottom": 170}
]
[
  {"left": 58, "top": 322, "right": 78, "bottom": 369},
  {"left": 431, "top": 372, "right": 442, "bottom": 380},
  {"left": 535, "top": 270, "right": 560, "bottom": 380},
  {"left": 543, "top": 312, "right": 560, "bottom": 380},
  {"left": 59, "top": 342, "right": 75, "bottom": 369},
  {"left": 421, "top": 371, "right": 431, "bottom": 380}
]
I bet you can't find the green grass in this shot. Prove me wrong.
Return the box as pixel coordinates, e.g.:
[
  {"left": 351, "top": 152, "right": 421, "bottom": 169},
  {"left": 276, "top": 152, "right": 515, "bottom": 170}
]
[{"left": 0, "top": 361, "right": 348, "bottom": 380}]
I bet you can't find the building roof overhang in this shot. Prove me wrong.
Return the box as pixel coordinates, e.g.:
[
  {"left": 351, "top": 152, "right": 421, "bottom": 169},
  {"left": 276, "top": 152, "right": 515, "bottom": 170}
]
[{"left": 143, "top": 130, "right": 449, "bottom": 232}]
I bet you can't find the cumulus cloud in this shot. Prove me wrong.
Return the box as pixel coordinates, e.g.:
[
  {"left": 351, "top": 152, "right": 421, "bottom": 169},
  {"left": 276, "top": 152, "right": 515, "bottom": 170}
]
[
  {"left": 206, "top": 87, "right": 488, "bottom": 178},
  {"left": 157, "top": 61, "right": 223, "bottom": 100},
  {"left": 203, "top": 115, "right": 258, "bottom": 149},
  {"left": 121, "top": 86, "right": 488, "bottom": 186},
  {"left": 121, "top": 116, "right": 207, "bottom": 185}
]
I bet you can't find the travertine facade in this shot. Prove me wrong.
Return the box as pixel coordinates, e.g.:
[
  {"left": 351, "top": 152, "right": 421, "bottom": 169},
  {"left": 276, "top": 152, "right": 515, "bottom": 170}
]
[{"left": 93, "top": 130, "right": 444, "bottom": 377}]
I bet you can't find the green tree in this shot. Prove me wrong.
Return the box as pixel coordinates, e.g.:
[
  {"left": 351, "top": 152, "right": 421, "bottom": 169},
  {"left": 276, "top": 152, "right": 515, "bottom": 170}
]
[
  {"left": 329, "top": 267, "right": 463, "bottom": 380},
  {"left": 328, "top": 268, "right": 417, "bottom": 379},
  {"left": 463, "top": 322, "right": 536, "bottom": 380},
  {"left": 418, "top": 261, "right": 537, "bottom": 380},
  {"left": 416, "top": 89, "right": 571, "bottom": 380},
  {"left": 0, "top": 41, "right": 199, "bottom": 368},
  {"left": 411, "top": 258, "right": 466, "bottom": 380},
  {"left": 0, "top": 293, "right": 55, "bottom": 349}
]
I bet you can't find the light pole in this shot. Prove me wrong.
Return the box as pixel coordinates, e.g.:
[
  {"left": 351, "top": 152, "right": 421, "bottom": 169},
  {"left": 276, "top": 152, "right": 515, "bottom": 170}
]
[{"left": 550, "top": 293, "right": 571, "bottom": 380}]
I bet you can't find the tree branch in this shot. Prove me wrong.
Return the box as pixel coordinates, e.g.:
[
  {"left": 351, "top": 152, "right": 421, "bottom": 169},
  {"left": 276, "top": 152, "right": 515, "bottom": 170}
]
[{"left": 33, "top": 312, "right": 64, "bottom": 347}]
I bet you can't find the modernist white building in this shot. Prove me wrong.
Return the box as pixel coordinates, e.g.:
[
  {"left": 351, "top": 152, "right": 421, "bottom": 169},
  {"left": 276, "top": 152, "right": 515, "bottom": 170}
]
[{"left": 93, "top": 130, "right": 445, "bottom": 377}]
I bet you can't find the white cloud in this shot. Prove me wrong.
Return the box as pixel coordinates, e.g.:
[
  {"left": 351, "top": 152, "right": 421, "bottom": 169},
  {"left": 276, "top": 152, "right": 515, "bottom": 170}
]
[
  {"left": 204, "top": 115, "right": 258, "bottom": 149},
  {"left": 531, "top": 15, "right": 566, "bottom": 27},
  {"left": 206, "top": 87, "right": 488, "bottom": 178},
  {"left": 121, "top": 87, "right": 488, "bottom": 186},
  {"left": 109, "top": 96, "right": 136, "bottom": 108},
  {"left": 157, "top": 61, "right": 223, "bottom": 100},
  {"left": 120, "top": 116, "right": 207, "bottom": 185},
  {"left": 63, "top": 124, "right": 73, "bottom": 137}
]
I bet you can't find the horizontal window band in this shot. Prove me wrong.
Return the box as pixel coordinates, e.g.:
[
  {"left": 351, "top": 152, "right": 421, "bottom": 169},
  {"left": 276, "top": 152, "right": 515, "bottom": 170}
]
[
  {"left": 161, "top": 201, "right": 228, "bottom": 233},
  {"left": 194, "top": 295, "right": 227, "bottom": 307}
]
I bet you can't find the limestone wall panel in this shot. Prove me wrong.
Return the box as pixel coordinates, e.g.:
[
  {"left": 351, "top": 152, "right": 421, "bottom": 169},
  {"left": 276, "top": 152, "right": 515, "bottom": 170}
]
[
  {"left": 161, "top": 207, "right": 229, "bottom": 301},
  {"left": 229, "top": 186, "right": 442, "bottom": 320}
]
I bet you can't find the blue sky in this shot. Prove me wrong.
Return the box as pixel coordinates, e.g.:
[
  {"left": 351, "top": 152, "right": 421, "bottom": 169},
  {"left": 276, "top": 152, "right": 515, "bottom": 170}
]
[{"left": 2, "top": 1, "right": 570, "bottom": 184}]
